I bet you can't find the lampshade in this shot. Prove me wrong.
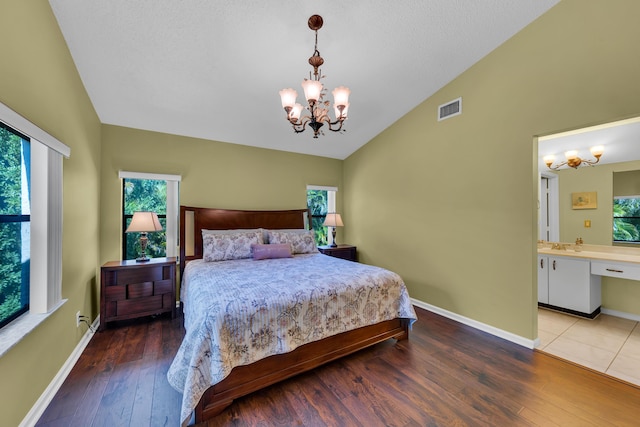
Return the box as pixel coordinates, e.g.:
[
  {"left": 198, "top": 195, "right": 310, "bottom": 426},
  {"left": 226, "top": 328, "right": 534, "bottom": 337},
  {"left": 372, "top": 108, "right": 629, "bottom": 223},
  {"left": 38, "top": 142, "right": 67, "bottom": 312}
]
[
  {"left": 590, "top": 145, "right": 604, "bottom": 157},
  {"left": 323, "top": 213, "right": 344, "bottom": 227},
  {"left": 290, "top": 103, "right": 304, "bottom": 121},
  {"left": 126, "top": 211, "right": 163, "bottom": 233},
  {"left": 564, "top": 150, "right": 578, "bottom": 161},
  {"left": 301, "top": 79, "right": 323, "bottom": 103},
  {"left": 332, "top": 86, "right": 351, "bottom": 108},
  {"left": 279, "top": 88, "right": 297, "bottom": 109}
]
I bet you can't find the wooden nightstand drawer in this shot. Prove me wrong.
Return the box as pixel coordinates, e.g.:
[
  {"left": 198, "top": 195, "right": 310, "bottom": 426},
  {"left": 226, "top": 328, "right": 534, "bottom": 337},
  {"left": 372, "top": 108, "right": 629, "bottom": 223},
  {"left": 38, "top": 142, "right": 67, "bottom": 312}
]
[
  {"left": 318, "top": 245, "right": 357, "bottom": 262},
  {"left": 100, "top": 257, "right": 176, "bottom": 331},
  {"left": 118, "top": 295, "right": 163, "bottom": 316},
  {"left": 128, "top": 282, "right": 153, "bottom": 299}
]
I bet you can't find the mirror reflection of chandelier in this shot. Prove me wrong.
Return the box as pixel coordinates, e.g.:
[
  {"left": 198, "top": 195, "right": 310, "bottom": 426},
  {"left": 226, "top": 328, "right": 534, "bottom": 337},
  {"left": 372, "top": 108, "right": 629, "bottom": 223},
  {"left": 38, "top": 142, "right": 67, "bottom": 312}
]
[
  {"left": 544, "top": 146, "right": 604, "bottom": 170},
  {"left": 279, "top": 15, "right": 351, "bottom": 139}
]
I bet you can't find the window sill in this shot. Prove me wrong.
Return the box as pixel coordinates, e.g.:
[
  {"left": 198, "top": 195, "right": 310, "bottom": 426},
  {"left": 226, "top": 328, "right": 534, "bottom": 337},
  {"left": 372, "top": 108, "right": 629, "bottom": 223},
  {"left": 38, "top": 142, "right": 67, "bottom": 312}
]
[{"left": 0, "top": 299, "right": 67, "bottom": 358}]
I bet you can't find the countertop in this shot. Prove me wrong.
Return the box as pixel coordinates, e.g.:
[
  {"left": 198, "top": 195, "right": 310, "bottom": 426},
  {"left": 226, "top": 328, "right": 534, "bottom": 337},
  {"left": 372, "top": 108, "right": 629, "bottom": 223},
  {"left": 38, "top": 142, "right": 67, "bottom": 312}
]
[{"left": 538, "top": 243, "right": 640, "bottom": 264}]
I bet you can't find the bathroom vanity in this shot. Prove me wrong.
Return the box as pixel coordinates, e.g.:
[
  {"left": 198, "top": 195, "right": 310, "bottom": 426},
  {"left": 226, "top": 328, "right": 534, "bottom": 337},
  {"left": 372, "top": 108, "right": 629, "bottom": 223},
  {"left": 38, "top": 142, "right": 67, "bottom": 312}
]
[{"left": 537, "top": 244, "right": 640, "bottom": 318}]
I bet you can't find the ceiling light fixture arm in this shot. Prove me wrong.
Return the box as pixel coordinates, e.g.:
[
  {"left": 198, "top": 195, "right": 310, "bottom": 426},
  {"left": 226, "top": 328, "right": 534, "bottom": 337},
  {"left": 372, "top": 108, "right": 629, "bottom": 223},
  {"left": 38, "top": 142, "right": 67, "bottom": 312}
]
[{"left": 285, "top": 99, "right": 347, "bottom": 138}]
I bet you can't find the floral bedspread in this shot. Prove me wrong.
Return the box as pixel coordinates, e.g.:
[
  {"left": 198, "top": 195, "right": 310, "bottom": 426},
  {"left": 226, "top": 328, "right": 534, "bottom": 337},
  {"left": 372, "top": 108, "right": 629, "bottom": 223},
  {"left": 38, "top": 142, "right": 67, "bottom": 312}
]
[{"left": 167, "top": 253, "right": 417, "bottom": 426}]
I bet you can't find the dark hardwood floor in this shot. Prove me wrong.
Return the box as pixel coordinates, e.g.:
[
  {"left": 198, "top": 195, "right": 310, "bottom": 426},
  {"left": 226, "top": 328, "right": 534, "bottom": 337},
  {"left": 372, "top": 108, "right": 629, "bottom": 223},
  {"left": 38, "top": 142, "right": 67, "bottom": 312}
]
[{"left": 36, "top": 307, "right": 640, "bottom": 427}]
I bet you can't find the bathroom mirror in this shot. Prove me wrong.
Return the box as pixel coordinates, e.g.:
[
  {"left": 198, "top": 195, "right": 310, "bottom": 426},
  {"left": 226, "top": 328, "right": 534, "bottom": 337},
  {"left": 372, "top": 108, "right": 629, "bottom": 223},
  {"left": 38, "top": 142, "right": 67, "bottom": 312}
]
[{"left": 538, "top": 117, "right": 640, "bottom": 245}]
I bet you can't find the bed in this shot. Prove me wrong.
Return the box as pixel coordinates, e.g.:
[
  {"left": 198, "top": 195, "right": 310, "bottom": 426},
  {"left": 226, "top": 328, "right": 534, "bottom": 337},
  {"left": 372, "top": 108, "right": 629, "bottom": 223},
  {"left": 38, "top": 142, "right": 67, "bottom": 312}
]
[{"left": 167, "top": 206, "right": 417, "bottom": 426}]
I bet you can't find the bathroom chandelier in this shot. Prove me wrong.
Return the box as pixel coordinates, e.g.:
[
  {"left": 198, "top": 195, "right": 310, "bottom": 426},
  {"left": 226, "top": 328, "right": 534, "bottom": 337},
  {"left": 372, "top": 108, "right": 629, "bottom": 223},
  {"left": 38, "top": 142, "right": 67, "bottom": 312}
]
[
  {"left": 544, "top": 146, "right": 604, "bottom": 170},
  {"left": 279, "top": 15, "right": 350, "bottom": 138}
]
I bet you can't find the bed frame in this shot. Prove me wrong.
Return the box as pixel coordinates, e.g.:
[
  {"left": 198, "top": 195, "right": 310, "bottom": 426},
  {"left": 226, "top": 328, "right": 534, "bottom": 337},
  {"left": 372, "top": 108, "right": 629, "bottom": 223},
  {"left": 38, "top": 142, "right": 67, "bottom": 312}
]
[{"left": 179, "top": 205, "right": 411, "bottom": 422}]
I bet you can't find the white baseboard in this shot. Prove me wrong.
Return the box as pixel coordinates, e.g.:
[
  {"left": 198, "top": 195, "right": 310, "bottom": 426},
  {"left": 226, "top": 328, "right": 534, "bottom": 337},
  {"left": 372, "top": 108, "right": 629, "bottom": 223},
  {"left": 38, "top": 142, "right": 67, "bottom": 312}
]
[
  {"left": 411, "top": 298, "right": 537, "bottom": 349},
  {"left": 19, "top": 316, "right": 100, "bottom": 427},
  {"left": 601, "top": 307, "right": 640, "bottom": 322}
]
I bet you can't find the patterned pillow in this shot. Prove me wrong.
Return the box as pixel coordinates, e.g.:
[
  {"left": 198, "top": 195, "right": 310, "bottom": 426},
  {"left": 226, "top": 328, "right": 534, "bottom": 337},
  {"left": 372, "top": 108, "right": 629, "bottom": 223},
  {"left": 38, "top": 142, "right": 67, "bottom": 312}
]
[
  {"left": 203, "top": 231, "right": 263, "bottom": 261},
  {"left": 251, "top": 243, "right": 293, "bottom": 260},
  {"left": 267, "top": 229, "right": 318, "bottom": 254}
]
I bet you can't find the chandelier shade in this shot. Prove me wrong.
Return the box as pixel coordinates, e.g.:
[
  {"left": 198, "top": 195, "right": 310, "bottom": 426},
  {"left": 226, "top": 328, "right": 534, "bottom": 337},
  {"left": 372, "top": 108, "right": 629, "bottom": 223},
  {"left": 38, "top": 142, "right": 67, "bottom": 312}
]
[
  {"left": 302, "top": 79, "right": 323, "bottom": 103},
  {"left": 279, "top": 88, "right": 298, "bottom": 109},
  {"left": 279, "top": 15, "right": 350, "bottom": 138}
]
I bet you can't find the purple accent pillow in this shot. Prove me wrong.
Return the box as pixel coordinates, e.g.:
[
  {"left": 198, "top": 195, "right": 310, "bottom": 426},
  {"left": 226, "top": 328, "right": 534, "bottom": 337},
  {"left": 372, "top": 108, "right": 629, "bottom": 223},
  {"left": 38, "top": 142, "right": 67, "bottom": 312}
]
[{"left": 251, "top": 243, "right": 293, "bottom": 260}]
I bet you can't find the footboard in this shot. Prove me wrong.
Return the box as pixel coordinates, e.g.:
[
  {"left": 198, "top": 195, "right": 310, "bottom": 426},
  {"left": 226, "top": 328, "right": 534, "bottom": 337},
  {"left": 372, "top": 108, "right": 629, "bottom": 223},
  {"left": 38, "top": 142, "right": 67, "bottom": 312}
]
[{"left": 195, "top": 318, "right": 410, "bottom": 422}]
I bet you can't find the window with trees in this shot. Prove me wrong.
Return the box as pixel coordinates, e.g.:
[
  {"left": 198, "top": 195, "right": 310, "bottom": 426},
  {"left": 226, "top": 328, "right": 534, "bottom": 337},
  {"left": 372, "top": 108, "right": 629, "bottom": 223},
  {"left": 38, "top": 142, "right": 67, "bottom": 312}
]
[
  {"left": 122, "top": 178, "right": 168, "bottom": 260},
  {"left": 306, "top": 185, "right": 337, "bottom": 246},
  {"left": 0, "top": 124, "right": 30, "bottom": 328},
  {"left": 613, "top": 197, "right": 640, "bottom": 243},
  {"left": 0, "top": 101, "right": 69, "bottom": 347},
  {"left": 119, "top": 171, "right": 180, "bottom": 260}
]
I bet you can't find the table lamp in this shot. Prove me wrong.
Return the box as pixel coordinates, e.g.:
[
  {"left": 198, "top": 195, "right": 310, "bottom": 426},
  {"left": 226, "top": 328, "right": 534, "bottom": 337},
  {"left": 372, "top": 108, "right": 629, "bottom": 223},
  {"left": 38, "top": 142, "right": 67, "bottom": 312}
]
[
  {"left": 126, "top": 211, "right": 163, "bottom": 262},
  {"left": 323, "top": 213, "right": 344, "bottom": 247}
]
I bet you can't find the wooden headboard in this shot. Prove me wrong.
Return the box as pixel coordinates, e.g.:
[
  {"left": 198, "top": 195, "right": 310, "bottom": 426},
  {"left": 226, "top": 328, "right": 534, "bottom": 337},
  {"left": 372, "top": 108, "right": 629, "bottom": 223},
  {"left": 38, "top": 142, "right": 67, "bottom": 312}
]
[{"left": 179, "top": 206, "right": 311, "bottom": 274}]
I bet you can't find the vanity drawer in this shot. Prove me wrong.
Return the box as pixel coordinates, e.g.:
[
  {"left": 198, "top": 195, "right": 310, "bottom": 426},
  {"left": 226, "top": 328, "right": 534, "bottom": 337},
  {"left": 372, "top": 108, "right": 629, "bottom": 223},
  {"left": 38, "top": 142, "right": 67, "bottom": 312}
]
[{"left": 591, "top": 260, "right": 640, "bottom": 280}]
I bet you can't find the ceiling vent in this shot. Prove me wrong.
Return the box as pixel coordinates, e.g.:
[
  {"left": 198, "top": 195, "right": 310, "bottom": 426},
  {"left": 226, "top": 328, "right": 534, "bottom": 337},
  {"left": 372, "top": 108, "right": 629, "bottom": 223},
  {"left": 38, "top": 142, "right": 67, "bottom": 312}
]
[{"left": 438, "top": 97, "right": 462, "bottom": 121}]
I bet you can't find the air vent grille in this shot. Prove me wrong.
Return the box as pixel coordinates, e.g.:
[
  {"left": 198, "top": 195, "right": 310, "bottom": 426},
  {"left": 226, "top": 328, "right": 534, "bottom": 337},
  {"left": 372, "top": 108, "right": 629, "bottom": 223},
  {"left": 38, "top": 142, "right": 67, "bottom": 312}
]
[{"left": 438, "top": 97, "right": 462, "bottom": 121}]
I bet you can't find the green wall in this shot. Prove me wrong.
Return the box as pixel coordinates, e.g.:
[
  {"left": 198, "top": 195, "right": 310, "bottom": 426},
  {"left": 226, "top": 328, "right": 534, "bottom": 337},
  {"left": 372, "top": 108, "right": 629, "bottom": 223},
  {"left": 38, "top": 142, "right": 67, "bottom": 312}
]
[
  {"left": 557, "top": 160, "right": 640, "bottom": 316},
  {"left": 100, "top": 125, "right": 343, "bottom": 264},
  {"left": 344, "top": 0, "right": 640, "bottom": 340},
  {"left": 0, "top": 2, "right": 102, "bottom": 426}
]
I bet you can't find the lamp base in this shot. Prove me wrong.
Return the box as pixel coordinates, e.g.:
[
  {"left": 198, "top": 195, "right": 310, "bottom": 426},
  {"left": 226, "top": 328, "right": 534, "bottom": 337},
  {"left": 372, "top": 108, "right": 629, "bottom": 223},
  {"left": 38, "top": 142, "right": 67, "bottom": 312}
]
[
  {"left": 136, "top": 233, "right": 150, "bottom": 262},
  {"left": 330, "top": 228, "right": 338, "bottom": 247}
]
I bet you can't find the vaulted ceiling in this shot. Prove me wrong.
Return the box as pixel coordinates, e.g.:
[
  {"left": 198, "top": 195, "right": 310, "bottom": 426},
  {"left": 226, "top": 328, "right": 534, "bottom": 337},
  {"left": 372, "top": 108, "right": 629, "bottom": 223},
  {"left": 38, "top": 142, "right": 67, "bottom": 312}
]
[{"left": 50, "top": 0, "right": 559, "bottom": 159}]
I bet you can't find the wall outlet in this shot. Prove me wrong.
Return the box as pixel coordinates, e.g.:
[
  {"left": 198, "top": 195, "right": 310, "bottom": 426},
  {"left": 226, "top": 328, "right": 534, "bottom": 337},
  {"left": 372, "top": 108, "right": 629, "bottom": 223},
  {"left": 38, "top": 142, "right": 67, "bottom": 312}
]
[{"left": 76, "top": 311, "right": 81, "bottom": 327}]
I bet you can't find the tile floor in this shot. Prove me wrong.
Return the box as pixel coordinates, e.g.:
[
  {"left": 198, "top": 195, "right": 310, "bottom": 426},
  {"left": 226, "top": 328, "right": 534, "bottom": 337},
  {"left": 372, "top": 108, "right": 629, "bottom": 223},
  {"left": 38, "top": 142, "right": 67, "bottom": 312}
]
[{"left": 537, "top": 308, "right": 640, "bottom": 387}]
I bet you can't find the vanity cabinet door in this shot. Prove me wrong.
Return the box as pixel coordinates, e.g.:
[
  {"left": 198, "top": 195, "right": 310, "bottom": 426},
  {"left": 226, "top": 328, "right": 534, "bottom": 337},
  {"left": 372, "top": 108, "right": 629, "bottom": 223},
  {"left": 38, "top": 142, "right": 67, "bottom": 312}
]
[
  {"left": 548, "top": 256, "right": 600, "bottom": 314},
  {"left": 537, "top": 255, "right": 549, "bottom": 304}
]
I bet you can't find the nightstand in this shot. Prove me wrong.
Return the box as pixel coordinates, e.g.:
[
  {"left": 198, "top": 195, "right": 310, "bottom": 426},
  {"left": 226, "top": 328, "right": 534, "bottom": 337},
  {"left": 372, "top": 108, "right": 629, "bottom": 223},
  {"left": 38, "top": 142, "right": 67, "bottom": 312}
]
[
  {"left": 100, "top": 257, "right": 176, "bottom": 331},
  {"left": 318, "top": 244, "right": 357, "bottom": 262}
]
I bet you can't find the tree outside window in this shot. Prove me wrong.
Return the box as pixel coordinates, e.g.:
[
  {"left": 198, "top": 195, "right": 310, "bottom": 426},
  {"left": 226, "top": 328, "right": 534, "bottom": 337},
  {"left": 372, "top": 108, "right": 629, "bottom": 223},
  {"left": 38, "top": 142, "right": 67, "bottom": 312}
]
[
  {"left": 0, "top": 125, "right": 30, "bottom": 328},
  {"left": 307, "top": 189, "right": 329, "bottom": 246},
  {"left": 613, "top": 197, "right": 640, "bottom": 242}
]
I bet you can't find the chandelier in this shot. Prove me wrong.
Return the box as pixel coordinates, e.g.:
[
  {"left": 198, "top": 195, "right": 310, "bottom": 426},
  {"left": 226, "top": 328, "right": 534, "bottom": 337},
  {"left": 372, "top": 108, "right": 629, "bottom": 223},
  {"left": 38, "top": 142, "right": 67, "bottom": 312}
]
[
  {"left": 544, "top": 146, "right": 604, "bottom": 170},
  {"left": 279, "top": 15, "right": 350, "bottom": 138}
]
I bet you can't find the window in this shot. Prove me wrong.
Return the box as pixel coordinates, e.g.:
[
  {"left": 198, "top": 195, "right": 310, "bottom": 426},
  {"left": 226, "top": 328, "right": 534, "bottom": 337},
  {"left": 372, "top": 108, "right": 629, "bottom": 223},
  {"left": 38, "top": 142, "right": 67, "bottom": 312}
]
[
  {"left": 613, "top": 196, "right": 640, "bottom": 242},
  {"left": 0, "top": 124, "right": 30, "bottom": 328},
  {"left": 0, "top": 101, "right": 69, "bottom": 351},
  {"left": 119, "top": 171, "right": 180, "bottom": 260},
  {"left": 122, "top": 179, "right": 167, "bottom": 259},
  {"left": 306, "top": 185, "right": 337, "bottom": 246}
]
